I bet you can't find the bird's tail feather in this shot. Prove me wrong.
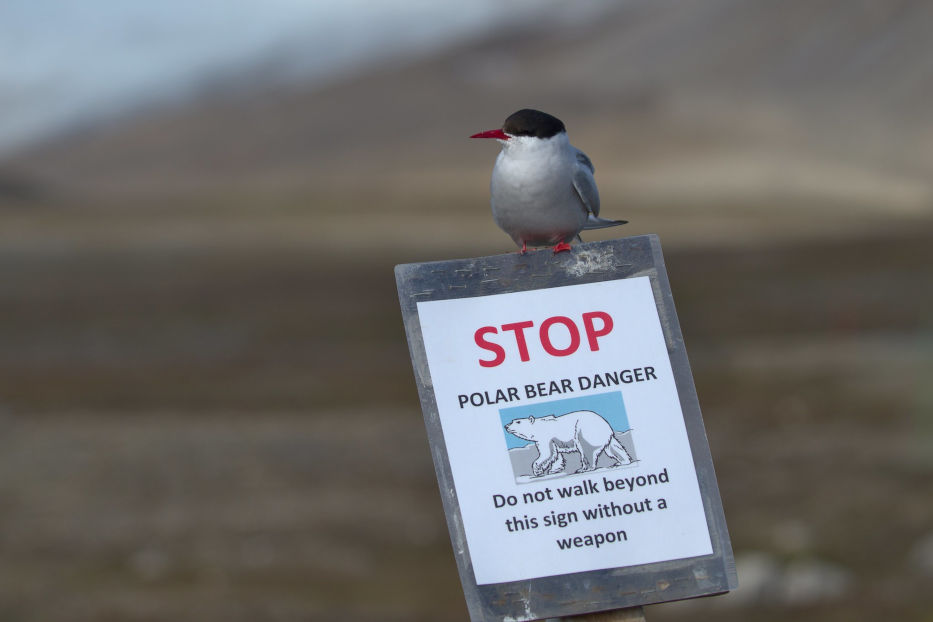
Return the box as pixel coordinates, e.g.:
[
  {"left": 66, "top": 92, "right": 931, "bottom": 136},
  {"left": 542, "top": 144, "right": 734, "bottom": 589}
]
[{"left": 583, "top": 215, "right": 628, "bottom": 230}]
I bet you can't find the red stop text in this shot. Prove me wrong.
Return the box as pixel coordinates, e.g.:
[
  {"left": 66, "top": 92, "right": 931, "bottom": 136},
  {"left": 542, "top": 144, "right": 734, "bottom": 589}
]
[{"left": 474, "top": 311, "right": 614, "bottom": 368}]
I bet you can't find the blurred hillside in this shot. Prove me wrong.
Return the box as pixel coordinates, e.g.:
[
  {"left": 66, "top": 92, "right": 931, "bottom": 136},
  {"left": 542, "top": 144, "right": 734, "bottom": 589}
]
[
  {"left": 2, "top": 0, "right": 933, "bottom": 255},
  {"left": 0, "top": 1, "right": 931, "bottom": 621}
]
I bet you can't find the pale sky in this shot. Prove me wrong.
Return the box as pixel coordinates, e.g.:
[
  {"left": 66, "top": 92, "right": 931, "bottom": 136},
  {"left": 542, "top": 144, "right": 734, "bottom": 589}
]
[{"left": 0, "top": 0, "right": 551, "bottom": 153}]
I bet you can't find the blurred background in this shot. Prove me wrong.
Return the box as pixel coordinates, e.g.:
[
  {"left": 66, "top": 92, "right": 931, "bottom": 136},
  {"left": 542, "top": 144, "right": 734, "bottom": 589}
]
[{"left": 1, "top": 1, "right": 931, "bottom": 620}]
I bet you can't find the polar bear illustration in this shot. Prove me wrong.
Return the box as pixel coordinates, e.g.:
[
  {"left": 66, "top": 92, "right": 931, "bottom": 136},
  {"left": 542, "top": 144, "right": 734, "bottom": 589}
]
[{"left": 505, "top": 410, "right": 633, "bottom": 477}]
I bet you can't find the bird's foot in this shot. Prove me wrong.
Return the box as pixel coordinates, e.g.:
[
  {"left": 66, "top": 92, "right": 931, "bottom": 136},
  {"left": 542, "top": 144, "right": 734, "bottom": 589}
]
[{"left": 552, "top": 242, "right": 572, "bottom": 254}]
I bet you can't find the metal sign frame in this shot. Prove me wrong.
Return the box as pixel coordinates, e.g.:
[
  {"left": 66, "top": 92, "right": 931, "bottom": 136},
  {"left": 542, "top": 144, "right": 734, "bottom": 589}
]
[{"left": 395, "top": 235, "right": 737, "bottom": 621}]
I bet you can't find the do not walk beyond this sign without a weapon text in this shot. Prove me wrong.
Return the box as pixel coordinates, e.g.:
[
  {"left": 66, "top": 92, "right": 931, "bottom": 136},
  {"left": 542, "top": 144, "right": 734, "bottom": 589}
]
[{"left": 395, "top": 236, "right": 737, "bottom": 622}]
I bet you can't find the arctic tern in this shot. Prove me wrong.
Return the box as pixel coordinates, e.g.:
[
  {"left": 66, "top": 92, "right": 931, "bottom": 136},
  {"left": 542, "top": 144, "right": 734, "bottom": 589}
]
[{"left": 471, "top": 108, "right": 626, "bottom": 253}]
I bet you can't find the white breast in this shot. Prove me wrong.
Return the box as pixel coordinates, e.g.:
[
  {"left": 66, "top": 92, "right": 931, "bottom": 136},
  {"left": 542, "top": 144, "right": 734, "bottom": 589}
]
[{"left": 489, "top": 133, "right": 587, "bottom": 247}]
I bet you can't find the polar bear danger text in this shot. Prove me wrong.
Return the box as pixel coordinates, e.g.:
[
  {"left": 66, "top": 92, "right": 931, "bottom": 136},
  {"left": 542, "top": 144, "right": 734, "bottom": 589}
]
[{"left": 457, "top": 367, "right": 658, "bottom": 409}]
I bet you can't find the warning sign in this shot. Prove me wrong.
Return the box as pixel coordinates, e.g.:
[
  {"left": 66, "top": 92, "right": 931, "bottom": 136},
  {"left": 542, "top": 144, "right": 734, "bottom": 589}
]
[
  {"left": 396, "top": 236, "right": 736, "bottom": 621},
  {"left": 416, "top": 277, "right": 712, "bottom": 585}
]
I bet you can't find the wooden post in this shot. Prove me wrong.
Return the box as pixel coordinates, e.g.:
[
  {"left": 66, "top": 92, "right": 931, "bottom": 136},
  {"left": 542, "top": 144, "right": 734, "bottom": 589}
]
[{"left": 557, "top": 606, "right": 646, "bottom": 622}]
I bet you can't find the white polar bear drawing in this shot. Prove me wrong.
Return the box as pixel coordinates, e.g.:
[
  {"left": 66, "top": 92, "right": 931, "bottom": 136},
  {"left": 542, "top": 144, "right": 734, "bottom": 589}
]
[{"left": 505, "top": 410, "right": 633, "bottom": 477}]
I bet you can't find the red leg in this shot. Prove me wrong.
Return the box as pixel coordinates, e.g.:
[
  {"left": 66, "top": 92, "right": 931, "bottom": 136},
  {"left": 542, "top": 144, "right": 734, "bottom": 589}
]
[
  {"left": 519, "top": 241, "right": 528, "bottom": 255},
  {"left": 552, "top": 242, "right": 572, "bottom": 254}
]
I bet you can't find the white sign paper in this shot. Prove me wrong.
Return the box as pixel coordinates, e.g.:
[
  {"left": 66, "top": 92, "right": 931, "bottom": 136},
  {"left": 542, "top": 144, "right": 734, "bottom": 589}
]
[{"left": 417, "top": 277, "right": 713, "bottom": 585}]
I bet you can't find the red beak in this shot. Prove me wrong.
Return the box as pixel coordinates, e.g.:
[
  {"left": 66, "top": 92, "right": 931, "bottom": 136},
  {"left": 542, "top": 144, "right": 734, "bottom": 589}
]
[{"left": 470, "top": 129, "right": 509, "bottom": 140}]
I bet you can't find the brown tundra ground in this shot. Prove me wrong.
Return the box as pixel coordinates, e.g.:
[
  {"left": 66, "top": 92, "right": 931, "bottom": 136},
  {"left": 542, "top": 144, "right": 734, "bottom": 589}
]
[{"left": 0, "top": 220, "right": 930, "bottom": 622}]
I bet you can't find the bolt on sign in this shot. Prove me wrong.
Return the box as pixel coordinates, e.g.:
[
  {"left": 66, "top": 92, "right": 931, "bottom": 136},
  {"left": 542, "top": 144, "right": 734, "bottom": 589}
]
[{"left": 395, "top": 236, "right": 737, "bottom": 621}]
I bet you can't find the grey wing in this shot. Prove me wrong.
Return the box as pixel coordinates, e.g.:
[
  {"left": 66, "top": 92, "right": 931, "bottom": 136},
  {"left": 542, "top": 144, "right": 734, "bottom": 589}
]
[{"left": 572, "top": 148, "right": 600, "bottom": 217}]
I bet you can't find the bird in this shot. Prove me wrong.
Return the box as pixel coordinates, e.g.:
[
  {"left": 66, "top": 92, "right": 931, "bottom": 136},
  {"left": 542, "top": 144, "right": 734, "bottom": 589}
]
[{"left": 471, "top": 108, "right": 626, "bottom": 254}]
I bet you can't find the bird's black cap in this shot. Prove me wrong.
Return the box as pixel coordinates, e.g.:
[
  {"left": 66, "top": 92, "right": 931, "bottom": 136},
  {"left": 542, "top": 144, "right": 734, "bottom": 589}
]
[{"left": 502, "top": 109, "right": 566, "bottom": 139}]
